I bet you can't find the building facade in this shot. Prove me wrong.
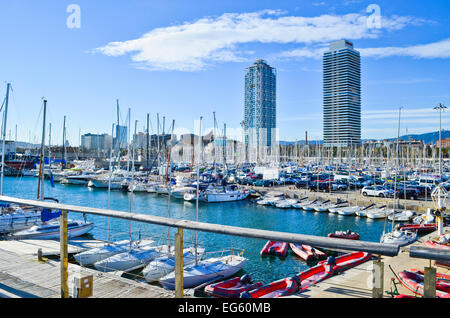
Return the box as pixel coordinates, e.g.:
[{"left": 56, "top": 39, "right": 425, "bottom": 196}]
[
  {"left": 81, "top": 133, "right": 112, "bottom": 151},
  {"left": 244, "top": 59, "right": 277, "bottom": 148},
  {"left": 323, "top": 40, "right": 361, "bottom": 147}
]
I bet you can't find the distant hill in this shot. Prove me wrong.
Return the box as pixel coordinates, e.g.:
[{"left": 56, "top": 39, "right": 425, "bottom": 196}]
[
  {"left": 386, "top": 130, "right": 450, "bottom": 145},
  {"left": 280, "top": 130, "right": 450, "bottom": 145}
]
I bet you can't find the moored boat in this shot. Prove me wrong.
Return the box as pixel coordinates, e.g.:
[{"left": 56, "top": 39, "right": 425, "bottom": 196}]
[
  {"left": 289, "top": 243, "right": 326, "bottom": 262},
  {"left": 11, "top": 219, "right": 94, "bottom": 240},
  {"left": 400, "top": 223, "right": 437, "bottom": 233},
  {"left": 205, "top": 274, "right": 263, "bottom": 298},
  {"left": 159, "top": 254, "right": 247, "bottom": 290},
  {"left": 398, "top": 269, "right": 450, "bottom": 298},
  {"left": 240, "top": 276, "right": 300, "bottom": 298},
  {"left": 328, "top": 230, "right": 360, "bottom": 240},
  {"left": 260, "top": 241, "right": 289, "bottom": 257}
]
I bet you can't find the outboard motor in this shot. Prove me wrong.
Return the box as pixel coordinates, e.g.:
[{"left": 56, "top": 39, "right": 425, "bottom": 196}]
[
  {"left": 326, "top": 256, "right": 336, "bottom": 266},
  {"left": 240, "top": 274, "right": 251, "bottom": 284}
]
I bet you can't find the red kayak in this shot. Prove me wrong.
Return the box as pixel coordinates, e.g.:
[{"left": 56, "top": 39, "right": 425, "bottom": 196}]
[
  {"left": 260, "top": 241, "right": 289, "bottom": 257},
  {"left": 398, "top": 270, "right": 450, "bottom": 298},
  {"left": 204, "top": 274, "right": 263, "bottom": 298},
  {"left": 298, "top": 252, "right": 372, "bottom": 292},
  {"left": 400, "top": 223, "right": 436, "bottom": 233},
  {"left": 328, "top": 230, "right": 360, "bottom": 240},
  {"left": 423, "top": 241, "right": 450, "bottom": 250},
  {"left": 290, "top": 243, "right": 326, "bottom": 262},
  {"left": 240, "top": 276, "right": 300, "bottom": 298}
]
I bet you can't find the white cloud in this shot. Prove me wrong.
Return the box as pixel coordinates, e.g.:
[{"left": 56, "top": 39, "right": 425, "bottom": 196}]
[
  {"left": 94, "top": 10, "right": 423, "bottom": 71},
  {"left": 359, "top": 38, "right": 450, "bottom": 59},
  {"left": 278, "top": 38, "right": 450, "bottom": 61}
]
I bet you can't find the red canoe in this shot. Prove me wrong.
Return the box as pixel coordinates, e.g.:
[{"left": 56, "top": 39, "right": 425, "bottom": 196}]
[
  {"left": 299, "top": 252, "right": 372, "bottom": 292},
  {"left": 204, "top": 274, "right": 263, "bottom": 298},
  {"left": 398, "top": 270, "right": 450, "bottom": 298},
  {"left": 260, "top": 241, "right": 289, "bottom": 257},
  {"left": 400, "top": 223, "right": 436, "bottom": 233},
  {"left": 240, "top": 276, "right": 300, "bottom": 298},
  {"left": 290, "top": 243, "right": 326, "bottom": 262},
  {"left": 328, "top": 231, "right": 360, "bottom": 240}
]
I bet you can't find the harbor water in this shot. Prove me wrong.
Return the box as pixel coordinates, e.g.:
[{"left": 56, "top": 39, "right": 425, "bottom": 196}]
[{"left": 2, "top": 176, "right": 388, "bottom": 285}]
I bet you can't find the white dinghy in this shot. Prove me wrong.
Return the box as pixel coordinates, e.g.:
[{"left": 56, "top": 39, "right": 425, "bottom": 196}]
[
  {"left": 93, "top": 244, "right": 173, "bottom": 272},
  {"left": 142, "top": 247, "right": 205, "bottom": 283},
  {"left": 74, "top": 239, "right": 154, "bottom": 266},
  {"left": 159, "top": 254, "right": 247, "bottom": 290}
]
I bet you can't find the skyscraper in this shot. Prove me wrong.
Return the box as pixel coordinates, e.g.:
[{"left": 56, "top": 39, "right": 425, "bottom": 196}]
[
  {"left": 323, "top": 40, "right": 361, "bottom": 147},
  {"left": 244, "top": 59, "right": 276, "bottom": 148}
]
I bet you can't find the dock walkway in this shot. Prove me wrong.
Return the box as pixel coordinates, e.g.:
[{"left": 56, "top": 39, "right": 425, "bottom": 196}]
[{"left": 0, "top": 239, "right": 174, "bottom": 298}]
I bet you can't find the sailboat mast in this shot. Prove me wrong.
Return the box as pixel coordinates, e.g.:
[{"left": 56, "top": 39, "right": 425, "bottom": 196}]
[
  {"left": 62, "top": 116, "right": 66, "bottom": 169},
  {"left": 0, "top": 83, "right": 11, "bottom": 195},
  {"left": 195, "top": 116, "right": 202, "bottom": 265},
  {"left": 146, "top": 113, "right": 149, "bottom": 176},
  {"left": 37, "top": 99, "right": 47, "bottom": 200}
]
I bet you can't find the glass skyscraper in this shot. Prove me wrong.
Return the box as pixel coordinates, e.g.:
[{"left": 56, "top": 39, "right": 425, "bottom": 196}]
[
  {"left": 323, "top": 40, "right": 361, "bottom": 147},
  {"left": 244, "top": 59, "right": 276, "bottom": 148}
]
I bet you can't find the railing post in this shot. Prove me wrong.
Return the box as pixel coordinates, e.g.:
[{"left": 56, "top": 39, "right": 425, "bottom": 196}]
[
  {"left": 423, "top": 266, "right": 436, "bottom": 298},
  {"left": 175, "top": 227, "right": 184, "bottom": 298},
  {"left": 371, "top": 258, "right": 384, "bottom": 298},
  {"left": 59, "top": 210, "right": 69, "bottom": 298}
]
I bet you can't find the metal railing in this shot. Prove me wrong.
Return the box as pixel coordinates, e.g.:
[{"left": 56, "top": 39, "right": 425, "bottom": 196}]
[{"left": 2, "top": 194, "right": 443, "bottom": 299}]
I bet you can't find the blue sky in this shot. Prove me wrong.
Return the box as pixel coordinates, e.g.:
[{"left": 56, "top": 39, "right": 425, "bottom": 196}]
[{"left": 0, "top": 0, "right": 449, "bottom": 145}]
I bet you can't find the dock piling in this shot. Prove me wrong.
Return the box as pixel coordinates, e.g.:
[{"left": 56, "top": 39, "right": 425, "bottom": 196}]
[
  {"left": 59, "top": 210, "right": 69, "bottom": 298},
  {"left": 175, "top": 227, "right": 184, "bottom": 298}
]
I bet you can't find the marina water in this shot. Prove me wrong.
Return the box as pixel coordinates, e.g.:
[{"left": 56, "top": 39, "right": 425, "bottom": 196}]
[{"left": 3, "top": 176, "right": 388, "bottom": 284}]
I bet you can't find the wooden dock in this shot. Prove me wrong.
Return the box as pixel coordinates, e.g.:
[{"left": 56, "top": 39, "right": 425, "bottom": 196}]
[{"left": 0, "top": 239, "right": 175, "bottom": 298}]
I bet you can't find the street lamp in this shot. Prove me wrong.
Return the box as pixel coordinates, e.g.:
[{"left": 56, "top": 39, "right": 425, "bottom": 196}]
[{"left": 434, "top": 103, "right": 447, "bottom": 179}]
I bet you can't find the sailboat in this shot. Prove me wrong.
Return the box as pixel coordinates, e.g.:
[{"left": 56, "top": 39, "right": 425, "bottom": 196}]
[
  {"left": 380, "top": 108, "right": 417, "bottom": 247},
  {"left": 0, "top": 85, "right": 46, "bottom": 234},
  {"left": 159, "top": 116, "right": 246, "bottom": 290}
]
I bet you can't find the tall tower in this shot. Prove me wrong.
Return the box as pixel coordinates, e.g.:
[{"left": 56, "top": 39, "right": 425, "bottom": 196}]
[
  {"left": 323, "top": 40, "right": 361, "bottom": 147},
  {"left": 244, "top": 59, "right": 277, "bottom": 148}
]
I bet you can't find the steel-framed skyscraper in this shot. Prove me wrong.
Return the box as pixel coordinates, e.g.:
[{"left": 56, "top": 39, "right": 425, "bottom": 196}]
[
  {"left": 323, "top": 40, "right": 361, "bottom": 147},
  {"left": 244, "top": 59, "right": 276, "bottom": 148}
]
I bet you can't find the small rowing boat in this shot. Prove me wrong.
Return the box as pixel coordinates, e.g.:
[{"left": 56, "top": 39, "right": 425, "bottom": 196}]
[
  {"left": 260, "top": 241, "right": 289, "bottom": 257},
  {"left": 205, "top": 274, "right": 263, "bottom": 298}
]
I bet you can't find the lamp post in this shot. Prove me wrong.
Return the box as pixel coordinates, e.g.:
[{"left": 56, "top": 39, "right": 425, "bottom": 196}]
[{"left": 434, "top": 103, "right": 447, "bottom": 179}]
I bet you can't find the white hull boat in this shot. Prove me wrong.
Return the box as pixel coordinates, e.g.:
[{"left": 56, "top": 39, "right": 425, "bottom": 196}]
[
  {"left": 0, "top": 208, "right": 43, "bottom": 234},
  {"left": 337, "top": 206, "right": 363, "bottom": 216},
  {"left": 142, "top": 247, "right": 206, "bottom": 283},
  {"left": 93, "top": 244, "right": 172, "bottom": 272},
  {"left": 74, "top": 239, "right": 154, "bottom": 266},
  {"left": 387, "top": 210, "right": 415, "bottom": 222},
  {"left": 292, "top": 200, "right": 317, "bottom": 209},
  {"left": 11, "top": 220, "right": 94, "bottom": 240},
  {"left": 159, "top": 254, "right": 247, "bottom": 290},
  {"left": 201, "top": 190, "right": 249, "bottom": 203},
  {"left": 380, "top": 230, "right": 417, "bottom": 246},
  {"left": 275, "top": 199, "right": 297, "bottom": 209},
  {"left": 366, "top": 208, "right": 391, "bottom": 219}
]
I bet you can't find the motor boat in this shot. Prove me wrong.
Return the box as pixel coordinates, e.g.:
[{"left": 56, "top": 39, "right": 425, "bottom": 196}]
[{"left": 275, "top": 199, "right": 297, "bottom": 209}]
